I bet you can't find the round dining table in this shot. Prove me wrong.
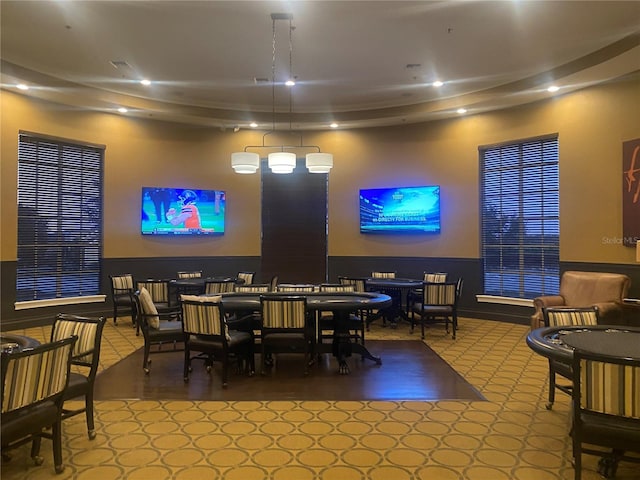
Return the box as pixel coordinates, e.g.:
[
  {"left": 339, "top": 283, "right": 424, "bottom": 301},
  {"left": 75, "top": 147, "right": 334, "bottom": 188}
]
[
  {"left": 365, "top": 277, "right": 423, "bottom": 328},
  {"left": 526, "top": 324, "right": 640, "bottom": 362},
  {"left": 217, "top": 291, "right": 392, "bottom": 374},
  {"left": 0, "top": 333, "right": 41, "bottom": 354}
]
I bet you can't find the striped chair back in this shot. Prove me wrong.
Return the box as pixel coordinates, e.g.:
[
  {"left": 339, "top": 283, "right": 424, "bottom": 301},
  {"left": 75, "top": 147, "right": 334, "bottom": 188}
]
[
  {"left": 576, "top": 355, "right": 640, "bottom": 418},
  {"left": 181, "top": 297, "right": 229, "bottom": 340},
  {"left": 51, "top": 314, "right": 106, "bottom": 366},
  {"left": 177, "top": 271, "right": 202, "bottom": 279},
  {"left": 424, "top": 272, "right": 448, "bottom": 283},
  {"left": 1, "top": 336, "right": 76, "bottom": 414},
  {"left": 137, "top": 279, "right": 169, "bottom": 304},
  {"left": 261, "top": 296, "right": 308, "bottom": 329},
  {"left": 574, "top": 346, "right": 640, "bottom": 419},
  {"left": 237, "top": 272, "right": 255, "bottom": 285},
  {"left": 235, "top": 284, "right": 270, "bottom": 293},
  {"left": 320, "top": 284, "right": 356, "bottom": 293},
  {"left": 111, "top": 274, "right": 133, "bottom": 292},
  {"left": 422, "top": 282, "right": 458, "bottom": 306},
  {"left": 543, "top": 307, "right": 599, "bottom": 327},
  {"left": 372, "top": 271, "right": 396, "bottom": 279},
  {"left": 205, "top": 280, "right": 235, "bottom": 294},
  {"left": 277, "top": 284, "right": 316, "bottom": 293},
  {"left": 339, "top": 277, "right": 366, "bottom": 292}
]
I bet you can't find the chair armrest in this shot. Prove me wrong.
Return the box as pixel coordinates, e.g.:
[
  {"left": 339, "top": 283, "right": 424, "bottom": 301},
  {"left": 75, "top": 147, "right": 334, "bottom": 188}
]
[
  {"left": 531, "top": 295, "right": 566, "bottom": 329},
  {"left": 593, "top": 302, "right": 625, "bottom": 325}
]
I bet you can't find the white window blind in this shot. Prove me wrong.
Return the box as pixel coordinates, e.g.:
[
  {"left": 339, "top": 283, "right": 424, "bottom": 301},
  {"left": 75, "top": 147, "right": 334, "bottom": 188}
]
[
  {"left": 17, "top": 132, "right": 104, "bottom": 302},
  {"left": 480, "top": 135, "right": 559, "bottom": 298}
]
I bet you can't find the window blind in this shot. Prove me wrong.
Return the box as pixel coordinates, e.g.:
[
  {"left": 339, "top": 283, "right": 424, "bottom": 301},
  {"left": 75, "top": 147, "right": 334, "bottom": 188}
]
[
  {"left": 17, "top": 133, "right": 104, "bottom": 302},
  {"left": 480, "top": 136, "right": 559, "bottom": 298}
]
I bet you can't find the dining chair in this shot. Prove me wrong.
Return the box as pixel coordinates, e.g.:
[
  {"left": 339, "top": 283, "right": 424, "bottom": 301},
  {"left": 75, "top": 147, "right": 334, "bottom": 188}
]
[
  {"left": 570, "top": 347, "right": 640, "bottom": 480},
  {"left": 371, "top": 271, "right": 396, "bottom": 278},
  {"left": 177, "top": 271, "right": 202, "bottom": 279},
  {"left": 133, "top": 288, "right": 183, "bottom": 374},
  {"left": 180, "top": 295, "right": 255, "bottom": 388},
  {"left": 237, "top": 272, "right": 255, "bottom": 285},
  {"left": 136, "top": 279, "right": 170, "bottom": 309},
  {"left": 542, "top": 306, "right": 599, "bottom": 410},
  {"left": 204, "top": 278, "right": 236, "bottom": 294},
  {"left": 277, "top": 284, "right": 316, "bottom": 293},
  {"left": 260, "top": 295, "right": 314, "bottom": 376},
  {"left": 317, "top": 283, "right": 363, "bottom": 347},
  {"left": 1, "top": 336, "right": 76, "bottom": 474},
  {"left": 50, "top": 314, "right": 107, "bottom": 440},
  {"left": 234, "top": 284, "right": 270, "bottom": 293},
  {"left": 411, "top": 281, "right": 460, "bottom": 339},
  {"left": 407, "top": 272, "right": 448, "bottom": 315},
  {"left": 109, "top": 273, "right": 135, "bottom": 325}
]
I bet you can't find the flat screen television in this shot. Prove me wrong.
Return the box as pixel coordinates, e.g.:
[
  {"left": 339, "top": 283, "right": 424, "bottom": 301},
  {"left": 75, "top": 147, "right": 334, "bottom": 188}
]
[
  {"left": 359, "top": 186, "right": 441, "bottom": 234},
  {"left": 141, "top": 187, "right": 225, "bottom": 235}
]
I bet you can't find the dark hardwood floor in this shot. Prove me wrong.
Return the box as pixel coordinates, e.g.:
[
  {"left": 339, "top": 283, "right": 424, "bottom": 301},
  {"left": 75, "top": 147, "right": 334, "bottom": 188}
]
[{"left": 95, "top": 340, "right": 484, "bottom": 402}]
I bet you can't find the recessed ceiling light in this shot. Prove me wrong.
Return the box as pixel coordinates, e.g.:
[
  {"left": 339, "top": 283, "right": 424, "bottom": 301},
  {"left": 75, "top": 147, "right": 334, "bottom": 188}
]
[
  {"left": 547, "top": 85, "right": 559, "bottom": 93},
  {"left": 140, "top": 79, "right": 151, "bottom": 86},
  {"left": 250, "top": 122, "right": 258, "bottom": 128},
  {"left": 118, "top": 107, "right": 128, "bottom": 113},
  {"left": 285, "top": 79, "right": 295, "bottom": 87},
  {"left": 456, "top": 108, "right": 467, "bottom": 114},
  {"left": 432, "top": 80, "right": 444, "bottom": 87},
  {"left": 16, "top": 84, "right": 29, "bottom": 90},
  {"left": 330, "top": 123, "right": 339, "bottom": 128}
]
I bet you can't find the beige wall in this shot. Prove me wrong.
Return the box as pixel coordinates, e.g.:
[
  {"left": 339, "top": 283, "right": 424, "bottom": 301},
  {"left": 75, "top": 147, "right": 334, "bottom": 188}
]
[{"left": 2, "top": 76, "right": 639, "bottom": 264}]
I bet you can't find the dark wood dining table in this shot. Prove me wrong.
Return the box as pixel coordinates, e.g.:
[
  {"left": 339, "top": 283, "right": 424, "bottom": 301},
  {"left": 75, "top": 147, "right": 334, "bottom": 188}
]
[
  {"left": 526, "top": 325, "right": 640, "bottom": 362},
  {"left": 365, "top": 277, "right": 423, "bottom": 328},
  {"left": 169, "top": 276, "right": 239, "bottom": 304},
  {"left": 216, "top": 291, "right": 392, "bottom": 374},
  {"left": 0, "top": 333, "right": 41, "bottom": 354}
]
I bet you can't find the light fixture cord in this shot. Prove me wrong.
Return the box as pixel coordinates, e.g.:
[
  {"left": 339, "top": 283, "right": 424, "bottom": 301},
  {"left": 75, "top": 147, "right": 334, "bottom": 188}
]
[
  {"left": 272, "top": 17, "right": 277, "bottom": 133},
  {"left": 289, "top": 17, "right": 294, "bottom": 131}
]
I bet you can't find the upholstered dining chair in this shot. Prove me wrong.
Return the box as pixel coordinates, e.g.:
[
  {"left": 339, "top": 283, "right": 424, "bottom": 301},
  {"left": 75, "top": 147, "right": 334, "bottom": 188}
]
[
  {"left": 371, "top": 271, "right": 396, "bottom": 279},
  {"left": 411, "top": 281, "right": 460, "bottom": 339},
  {"left": 260, "top": 295, "right": 313, "bottom": 376},
  {"left": 133, "top": 288, "right": 183, "bottom": 374},
  {"left": 269, "top": 275, "right": 279, "bottom": 292},
  {"left": 180, "top": 295, "right": 255, "bottom": 388},
  {"left": 235, "top": 284, "right": 270, "bottom": 293},
  {"left": 204, "top": 278, "right": 236, "bottom": 294},
  {"left": 317, "top": 283, "right": 362, "bottom": 347},
  {"left": 542, "top": 307, "right": 599, "bottom": 410},
  {"left": 570, "top": 347, "right": 640, "bottom": 480},
  {"left": 50, "top": 314, "right": 107, "bottom": 440},
  {"left": 407, "top": 272, "right": 448, "bottom": 314},
  {"left": 109, "top": 273, "right": 135, "bottom": 325},
  {"left": 1, "top": 336, "right": 76, "bottom": 474},
  {"left": 277, "top": 284, "right": 316, "bottom": 293},
  {"left": 177, "top": 271, "right": 202, "bottom": 279},
  {"left": 136, "top": 279, "right": 170, "bottom": 309},
  {"left": 237, "top": 272, "right": 255, "bottom": 285}
]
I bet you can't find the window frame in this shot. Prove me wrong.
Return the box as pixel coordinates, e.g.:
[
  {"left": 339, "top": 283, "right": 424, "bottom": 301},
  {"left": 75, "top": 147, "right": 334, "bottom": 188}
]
[
  {"left": 16, "top": 131, "right": 104, "bottom": 304},
  {"left": 480, "top": 134, "right": 560, "bottom": 299}
]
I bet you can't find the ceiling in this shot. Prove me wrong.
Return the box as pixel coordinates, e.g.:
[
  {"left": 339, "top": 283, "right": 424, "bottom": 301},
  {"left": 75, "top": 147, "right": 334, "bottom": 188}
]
[{"left": 1, "top": 1, "right": 639, "bottom": 131}]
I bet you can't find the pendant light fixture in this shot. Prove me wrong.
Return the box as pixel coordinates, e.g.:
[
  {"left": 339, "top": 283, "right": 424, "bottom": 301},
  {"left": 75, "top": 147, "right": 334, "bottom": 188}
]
[{"left": 230, "top": 13, "right": 333, "bottom": 175}]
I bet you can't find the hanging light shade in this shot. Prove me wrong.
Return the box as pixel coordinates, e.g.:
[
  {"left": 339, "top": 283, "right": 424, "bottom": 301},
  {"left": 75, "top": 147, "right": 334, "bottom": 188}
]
[
  {"left": 231, "top": 152, "right": 260, "bottom": 174},
  {"left": 306, "top": 153, "right": 333, "bottom": 173},
  {"left": 268, "top": 151, "right": 296, "bottom": 174}
]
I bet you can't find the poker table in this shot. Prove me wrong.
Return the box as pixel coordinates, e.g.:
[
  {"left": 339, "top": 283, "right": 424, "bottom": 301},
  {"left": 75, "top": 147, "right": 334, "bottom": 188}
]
[{"left": 217, "top": 291, "right": 392, "bottom": 374}]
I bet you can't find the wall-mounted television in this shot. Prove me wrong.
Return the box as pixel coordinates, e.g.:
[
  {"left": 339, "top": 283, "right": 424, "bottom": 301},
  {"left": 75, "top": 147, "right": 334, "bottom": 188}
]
[
  {"left": 359, "top": 186, "right": 441, "bottom": 234},
  {"left": 141, "top": 187, "right": 225, "bottom": 235}
]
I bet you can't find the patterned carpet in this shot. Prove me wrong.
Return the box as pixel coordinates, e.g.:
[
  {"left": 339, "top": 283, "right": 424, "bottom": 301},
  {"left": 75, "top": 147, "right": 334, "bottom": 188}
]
[{"left": 2, "top": 317, "right": 639, "bottom": 480}]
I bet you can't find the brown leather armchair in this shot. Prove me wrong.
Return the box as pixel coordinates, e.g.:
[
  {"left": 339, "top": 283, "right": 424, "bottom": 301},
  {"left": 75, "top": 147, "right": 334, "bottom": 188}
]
[{"left": 531, "top": 271, "right": 631, "bottom": 330}]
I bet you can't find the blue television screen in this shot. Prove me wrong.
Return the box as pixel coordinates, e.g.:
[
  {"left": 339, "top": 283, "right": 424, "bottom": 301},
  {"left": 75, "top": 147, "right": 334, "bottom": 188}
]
[
  {"left": 141, "top": 187, "right": 225, "bottom": 235},
  {"left": 360, "top": 186, "right": 441, "bottom": 233}
]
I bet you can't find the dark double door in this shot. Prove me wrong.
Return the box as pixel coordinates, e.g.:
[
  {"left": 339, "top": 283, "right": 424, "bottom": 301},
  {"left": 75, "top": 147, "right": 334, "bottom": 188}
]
[{"left": 261, "top": 158, "right": 327, "bottom": 284}]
